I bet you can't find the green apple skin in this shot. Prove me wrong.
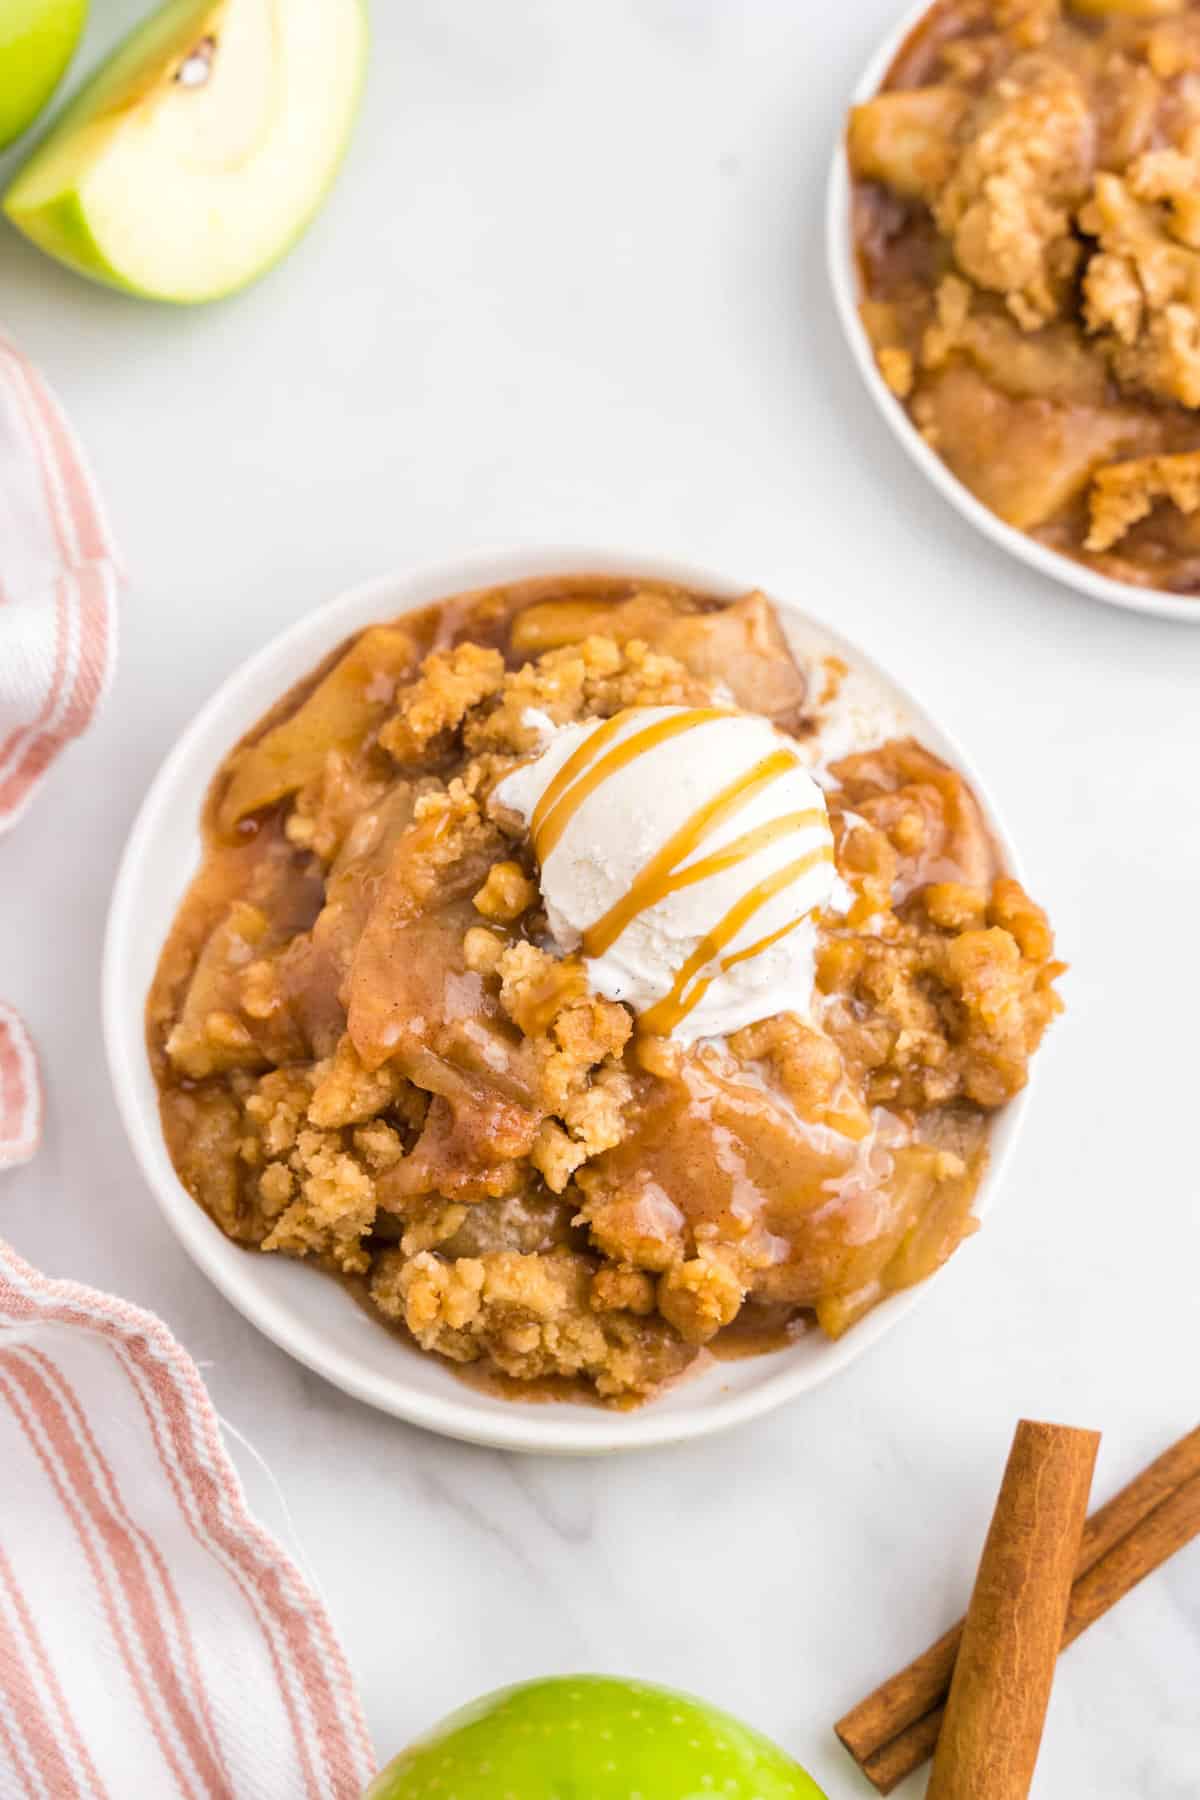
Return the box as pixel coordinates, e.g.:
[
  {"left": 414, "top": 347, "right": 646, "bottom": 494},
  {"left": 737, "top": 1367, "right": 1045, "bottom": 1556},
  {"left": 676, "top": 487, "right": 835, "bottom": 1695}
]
[
  {"left": 7, "top": 187, "right": 125, "bottom": 287},
  {"left": 3, "top": 0, "right": 368, "bottom": 303},
  {"left": 0, "top": 0, "right": 87, "bottom": 150},
  {"left": 364, "top": 1676, "right": 827, "bottom": 1800}
]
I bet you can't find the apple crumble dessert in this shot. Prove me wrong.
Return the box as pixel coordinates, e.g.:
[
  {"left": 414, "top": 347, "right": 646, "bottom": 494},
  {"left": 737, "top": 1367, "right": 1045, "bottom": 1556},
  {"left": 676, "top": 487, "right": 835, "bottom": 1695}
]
[
  {"left": 850, "top": 0, "right": 1200, "bottom": 591},
  {"left": 148, "top": 579, "right": 1063, "bottom": 1405}
]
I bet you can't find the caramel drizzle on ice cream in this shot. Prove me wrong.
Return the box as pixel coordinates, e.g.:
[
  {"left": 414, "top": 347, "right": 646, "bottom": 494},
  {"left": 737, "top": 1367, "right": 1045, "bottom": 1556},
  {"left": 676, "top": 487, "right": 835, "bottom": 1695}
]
[
  {"left": 532, "top": 708, "right": 728, "bottom": 862},
  {"left": 584, "top": 747, "right": 823, "bottom": 956},
  {"left": 640, "top": 843, "right": 834, "bottom": 1035},
  {"left": 529, "top": 708, "right": 833, "bottom": 1035}
]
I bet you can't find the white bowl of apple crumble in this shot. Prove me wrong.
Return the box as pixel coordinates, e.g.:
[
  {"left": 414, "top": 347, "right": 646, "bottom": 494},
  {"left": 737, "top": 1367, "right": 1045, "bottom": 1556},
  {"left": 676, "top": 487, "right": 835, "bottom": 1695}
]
[
  {"left": 829, "top": 0, "right": 1200, "bottom": 623},
  {"left": 104, "top": 550, "right": 1063, "bottom": 1453}
]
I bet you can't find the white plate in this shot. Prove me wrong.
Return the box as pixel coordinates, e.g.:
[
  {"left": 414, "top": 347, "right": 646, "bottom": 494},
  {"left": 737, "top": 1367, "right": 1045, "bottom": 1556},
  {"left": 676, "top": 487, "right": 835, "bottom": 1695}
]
[
  {"left": 826, "top": 0, "right": 1200, "bottom": 625},
  {"left": 104, "top": 547, "right": 1033, "bottom": 1455}
]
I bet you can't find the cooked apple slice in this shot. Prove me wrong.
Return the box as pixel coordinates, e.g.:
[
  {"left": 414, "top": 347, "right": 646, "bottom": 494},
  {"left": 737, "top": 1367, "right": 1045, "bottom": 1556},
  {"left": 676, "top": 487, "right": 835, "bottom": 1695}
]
[
  {"left": 3, "top": 0, "right": 367, "bottom": 302},
  {"left": 511, "top": 589, "right": 809, "bottom": 723},
  {"left": 217, "top": 626, "right": 416, "bottom": 834}
]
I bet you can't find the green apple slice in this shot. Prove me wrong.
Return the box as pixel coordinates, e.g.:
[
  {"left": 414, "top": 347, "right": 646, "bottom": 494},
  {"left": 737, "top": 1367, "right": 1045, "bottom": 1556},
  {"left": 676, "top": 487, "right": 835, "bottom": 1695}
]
[
  {"left": 3, "top": 0, "right": 368, "bottom": 302},
  {"left": 366, "top": 1676, "right": 828, "bottom": 1800},
  {"left": 0, "top": 0, "right": 88, "bottom": 151}
]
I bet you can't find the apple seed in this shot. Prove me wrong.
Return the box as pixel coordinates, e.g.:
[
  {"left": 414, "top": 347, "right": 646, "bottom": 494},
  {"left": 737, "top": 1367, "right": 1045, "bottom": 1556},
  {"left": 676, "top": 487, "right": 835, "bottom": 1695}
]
[{"left": 175, "top": 37, "right": 216, "bottom": 88}]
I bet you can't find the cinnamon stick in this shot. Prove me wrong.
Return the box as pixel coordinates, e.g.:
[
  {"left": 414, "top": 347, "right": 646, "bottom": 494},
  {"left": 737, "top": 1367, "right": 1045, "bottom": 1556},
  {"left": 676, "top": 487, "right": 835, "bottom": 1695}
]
[
  {"left": 921, "top": 1425, "right": 1101, "bottom": 1792},
  {"left": 926, "top": 1421, "right": 1098, "bottom": 1797},
  {"left": 1064, "top": 1469, "right": 1200, "bottom": 1643},
  {"left": 836, "top": 1424, "right": 1200, "bottom": 1794}
]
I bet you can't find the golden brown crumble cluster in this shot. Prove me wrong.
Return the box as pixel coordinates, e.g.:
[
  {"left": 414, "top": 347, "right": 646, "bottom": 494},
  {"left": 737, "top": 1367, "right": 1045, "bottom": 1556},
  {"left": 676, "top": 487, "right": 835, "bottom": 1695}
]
[
  {"left": 149, "top": 583, "right": 1063, "bottom": 1405},
  {"left": 850, "top": 0, "right": 1200, "bottom": 588},
  {"left": 819, "top": 744, "right": 1060, "bottom": 1114}
]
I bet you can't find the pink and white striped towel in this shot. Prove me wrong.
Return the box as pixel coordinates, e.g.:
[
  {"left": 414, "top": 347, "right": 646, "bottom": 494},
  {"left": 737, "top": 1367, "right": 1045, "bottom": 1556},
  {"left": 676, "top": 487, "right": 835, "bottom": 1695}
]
[
  {"left": 0, "top": 1009, "right": 40, "bottom": 1177},
  {"left": 0, "top": 330, "right": 120, "bottom": 1171},
  {"left": 0, "top": 330, "right": 118, "bottom": 838},
  {"left": 0, "top": 338, "right": 376, "bottom": 1795},
  {"left": 0, "top": 1238, "right": 376, "bottom": 1799}
]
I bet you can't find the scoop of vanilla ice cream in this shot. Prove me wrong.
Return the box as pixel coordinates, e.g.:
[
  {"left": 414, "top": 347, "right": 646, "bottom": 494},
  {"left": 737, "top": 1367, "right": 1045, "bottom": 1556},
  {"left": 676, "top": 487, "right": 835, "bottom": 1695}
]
[{"left": 492, "top": 706, "right": 836, "bottom": 1042}]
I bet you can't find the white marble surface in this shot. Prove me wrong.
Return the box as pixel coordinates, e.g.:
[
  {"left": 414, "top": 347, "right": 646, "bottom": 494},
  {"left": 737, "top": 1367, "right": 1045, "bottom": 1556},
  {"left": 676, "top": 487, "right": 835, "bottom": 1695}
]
[{"left": 1, "top": 2, "right": 1198, "bottom": 1793}]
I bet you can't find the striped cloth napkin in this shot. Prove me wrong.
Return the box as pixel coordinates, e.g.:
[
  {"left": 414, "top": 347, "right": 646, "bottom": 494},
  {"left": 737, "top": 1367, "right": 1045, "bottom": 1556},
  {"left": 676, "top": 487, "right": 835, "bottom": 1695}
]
[
  {"left": 0, "top": 330, "right": 119, "bottom": 1173},
  {"left": 0, "top": 335, "right": 376, "bottom": 1795},
  {"left": 0, "top": 1240, "right": 376, "bottom": 1799}
]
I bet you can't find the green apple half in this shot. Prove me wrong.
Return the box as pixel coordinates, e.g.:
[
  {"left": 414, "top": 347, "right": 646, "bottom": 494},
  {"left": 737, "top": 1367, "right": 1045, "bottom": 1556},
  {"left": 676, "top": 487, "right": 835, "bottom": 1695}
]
[
  {"left": 0, "top": 0, "right": 88, "bottom": 151},
  {"left": 3, "top": 0, "right": 367, "bottom": 302},
  {"left": 364, "top": 1676, "right": 828, "bottom": 1800}
]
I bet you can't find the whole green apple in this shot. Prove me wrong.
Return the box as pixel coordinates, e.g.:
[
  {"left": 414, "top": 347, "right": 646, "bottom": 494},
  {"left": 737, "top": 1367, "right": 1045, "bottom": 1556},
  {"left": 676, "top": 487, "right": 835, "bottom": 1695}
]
[
  {"left": 365, "top": 1676, "right": 827, "bottom": 1800},
  {"left": 3, "top": 0, "right": 367, "bottom": 302},
  {"left": 0, "top": 0, "right": 87, "bottom": 150}
]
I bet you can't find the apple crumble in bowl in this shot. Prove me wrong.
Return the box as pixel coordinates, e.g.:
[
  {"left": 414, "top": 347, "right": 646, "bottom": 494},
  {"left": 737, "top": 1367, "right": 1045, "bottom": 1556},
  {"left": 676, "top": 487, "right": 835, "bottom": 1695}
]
[
  {"left": 106, "top": 552, "right": 1062, "bottom": 1451},
  {"left": 830, "top": 0, "right": 1200, "bottom": 619}
]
